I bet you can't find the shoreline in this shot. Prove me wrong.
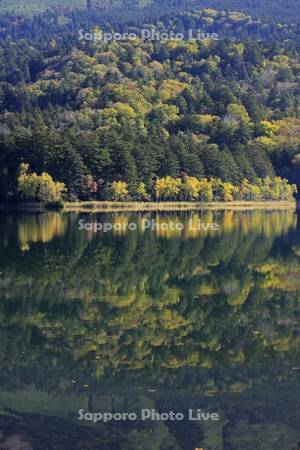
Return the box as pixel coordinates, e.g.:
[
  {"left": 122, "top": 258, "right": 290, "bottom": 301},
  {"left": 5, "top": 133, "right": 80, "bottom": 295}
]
[
  {"left": 1, "top": 200, "right": 298, "bottom": 212},
  {"left": 65, "top": 200, "right": 298, "bottom": 212}
]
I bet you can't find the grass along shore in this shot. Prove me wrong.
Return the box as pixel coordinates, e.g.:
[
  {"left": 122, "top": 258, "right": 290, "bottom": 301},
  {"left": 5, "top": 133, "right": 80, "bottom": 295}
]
[
  {"left": 1, "top": 200, "right": 297, "bottom": 212},
  {"left": 63, "top": 200, "right": 298, "bottom": 212}
]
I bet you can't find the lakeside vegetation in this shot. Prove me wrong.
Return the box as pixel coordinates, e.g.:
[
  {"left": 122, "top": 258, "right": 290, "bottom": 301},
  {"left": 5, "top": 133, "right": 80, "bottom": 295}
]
[
  {"left": 15, "top": 163, "right": 297, "bottom": 208},
  {"left": 63, "top": 200, "right": 297, "bottom": 212}
]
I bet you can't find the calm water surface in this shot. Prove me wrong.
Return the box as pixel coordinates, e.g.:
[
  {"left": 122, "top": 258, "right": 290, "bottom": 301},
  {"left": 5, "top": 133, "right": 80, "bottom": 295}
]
[{"left": 0, "top": 210, "right": 300, "bottom": 450}]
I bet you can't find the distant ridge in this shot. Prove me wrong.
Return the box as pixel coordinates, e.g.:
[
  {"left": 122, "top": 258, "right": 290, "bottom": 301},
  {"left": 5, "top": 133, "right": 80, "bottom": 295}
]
[{"left": 0, "top": 0, "right": 299, "bottom": 23}]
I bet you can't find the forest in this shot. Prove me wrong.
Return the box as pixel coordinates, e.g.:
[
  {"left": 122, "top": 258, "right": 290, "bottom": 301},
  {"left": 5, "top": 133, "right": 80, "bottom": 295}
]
[
  {"left": 0, "top": 0, "right": 299, "bottom": 24},
  {"left": 0, "top": 6, "right": 300, "bottom": 203}
]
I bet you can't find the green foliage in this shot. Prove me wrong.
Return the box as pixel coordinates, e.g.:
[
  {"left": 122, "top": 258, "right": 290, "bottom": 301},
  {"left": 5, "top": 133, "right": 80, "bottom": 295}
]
[
  {"left": 0, "top": 0, "right": 85, "bottom": 15},
  {"left": 0, "top": 7, "right": 300, "bottom": 202},
  {"left": 135, "top": 181, "right": 150, "bottom": 201},
  {"left": 1, "top": 0, "right": 300, "bottom": 25}
]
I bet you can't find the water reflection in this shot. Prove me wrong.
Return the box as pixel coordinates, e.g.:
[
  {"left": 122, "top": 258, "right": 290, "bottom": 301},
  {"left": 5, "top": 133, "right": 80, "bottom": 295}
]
[
  {"left": 0, "top": 210, "right": 299, "bottom": 449},
  {"left": 0, "top": 209, "right": 298, "bottom": 250}
]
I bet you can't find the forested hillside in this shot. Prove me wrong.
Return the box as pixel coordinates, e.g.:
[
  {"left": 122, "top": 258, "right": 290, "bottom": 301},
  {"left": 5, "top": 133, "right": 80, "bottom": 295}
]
[
  {"left": 1, "top": 5, "right": 300, "bottom": 42},
  {"left": 0, "top": 7, "right": 300, "bottom": 202},
  {"left": 0, "top": 0, "right": 299, "bottom": 24},
  {"left": 0, "top": 0, "right": 85, "bottom": 15}
]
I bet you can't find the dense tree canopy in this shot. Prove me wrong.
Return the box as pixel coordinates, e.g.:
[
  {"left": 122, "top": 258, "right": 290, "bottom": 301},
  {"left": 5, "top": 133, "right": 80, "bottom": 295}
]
[{"left": 0, "top": 9, "right": 299, "bottom": 202}]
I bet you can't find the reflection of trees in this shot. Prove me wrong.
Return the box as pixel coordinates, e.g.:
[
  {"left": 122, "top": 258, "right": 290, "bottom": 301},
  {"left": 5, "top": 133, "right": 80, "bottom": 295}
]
[
  {"left": 17, "top": 212, "right": 68, "bottom": 250},
  {"left": 0, "top": 210, "right": 297, "bottom": 250},
  {"left": 0, "top": 211, "right": 299, "bottom": 379},
  {"left": 0, "top": 211, "right": 300, "bottom": 449},
  {"left": 0, "top": 373, "right": 299, "bottom": 449}
]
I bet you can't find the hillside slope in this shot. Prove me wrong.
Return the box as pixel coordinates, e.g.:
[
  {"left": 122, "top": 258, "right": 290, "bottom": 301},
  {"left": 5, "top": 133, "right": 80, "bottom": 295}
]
[
  {"left": 0, "top": 0, "right": 299, "bottom": 23},
  {"left": 0, "top": 0, "right": 85, "bottom": 15},
  {"left": 0, "top": 15, "right": 299, "bottom": 202}
]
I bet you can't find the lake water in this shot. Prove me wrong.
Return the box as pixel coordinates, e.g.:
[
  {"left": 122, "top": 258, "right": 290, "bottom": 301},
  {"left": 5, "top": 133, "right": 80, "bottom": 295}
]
[{"left": 0, "top": 210, "right": 300, "bottom": 450}]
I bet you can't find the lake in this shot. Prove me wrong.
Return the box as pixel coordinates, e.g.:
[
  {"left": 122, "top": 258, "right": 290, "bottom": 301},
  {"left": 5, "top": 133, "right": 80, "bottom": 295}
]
[{"left": 0, "top": 210, "right": 300, "bottom": 450}]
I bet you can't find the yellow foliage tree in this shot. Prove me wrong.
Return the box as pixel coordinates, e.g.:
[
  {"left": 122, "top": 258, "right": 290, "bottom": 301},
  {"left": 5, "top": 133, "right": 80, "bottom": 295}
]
[
  {"left": 181, "top": 176, "right": 201, "bottom": 200},
  {"left": 111, "top": 181, "right": 129, "bottom": 201},
  {"left": 158, "top": 79, "right": 188, "bottom": 101},
  {"left": 155, "top": 176, "right": 181, "bottom": 200},
  {"left": 198, "top": 179, "right": 214, "bottom": 202},
  {"left": 18, "top": 163, "right": 66, "bottom": 203},
  {"left": 224, "top": 103, "right": 251, "bottom": 127}
]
